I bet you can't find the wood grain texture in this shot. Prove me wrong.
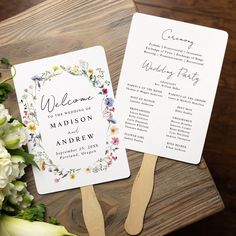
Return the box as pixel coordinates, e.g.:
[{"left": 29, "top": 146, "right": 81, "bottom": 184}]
[
  {"left": 135, "top": 0, "right": 236, "bottom": 21},
  {"left": 0, "top": 0, "right": 225, "bottom": 235},
  {"left": 0, "top": 0, "right": 45, "bottom": 21}
]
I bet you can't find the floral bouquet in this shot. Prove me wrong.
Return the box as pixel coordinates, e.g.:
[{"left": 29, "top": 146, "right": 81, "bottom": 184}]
[{"left": 0, "top": 58, "right": 75, "bottom": 235}]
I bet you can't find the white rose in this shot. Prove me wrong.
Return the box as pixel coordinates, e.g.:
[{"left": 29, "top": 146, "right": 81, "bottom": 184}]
[
  {"left": 0, "top": 158, "right": 13, "bottom": 188},
  {"left": 0, "top": 143, "right": 11, "bottom": 159},
  {"left": 9, "top": 156, "right": 26, "bottom": 181},
  {"left": 0, "top": 104, "right": 11, "bottom": 127},
  {"left": 7, "top": 181, "right": 33, "bottom": 209},
  {"left": 2, "top": 182, "right": 14, "bottom": 196},
  {"left": 3, "top": 120, "right": 27, "bottom": 149}
]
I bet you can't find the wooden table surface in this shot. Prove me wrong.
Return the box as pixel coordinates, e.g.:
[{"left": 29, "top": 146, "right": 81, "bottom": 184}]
[{"left": 0, "top": 0, "right": 224, "bottom": 235}]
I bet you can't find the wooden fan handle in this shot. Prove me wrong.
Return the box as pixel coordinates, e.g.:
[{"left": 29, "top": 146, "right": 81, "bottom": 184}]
[
  {"left": 81, "top": 185, "right": 105, "bottom": 236},
  {"left": 125, "top": 154, "right": 158, "bottom": 235}
]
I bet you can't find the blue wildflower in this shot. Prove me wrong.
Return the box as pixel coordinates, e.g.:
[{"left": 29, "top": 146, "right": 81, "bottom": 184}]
[
  {"left": 104, "top": 97, "right": 114, "bottom": 107},
  {"left": 94, "top": 80, "right": 101, "bottom": 88},
  {"left": 31, "top": 75, "right": 43, "bottom": 81}
]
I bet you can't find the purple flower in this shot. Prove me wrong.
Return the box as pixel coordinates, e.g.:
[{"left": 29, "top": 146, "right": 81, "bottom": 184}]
[
  {"left": 102, "top": 88, "right": 108, "bottom": 94},
  {"left": 31, "top": 75, "right": 43, "bottom": 81},
  {"left": 111, "top": 137, "right": 119, "bottom": 146},
  {"left": 105, "top": 97, "right": 114, "bottom": 107}
]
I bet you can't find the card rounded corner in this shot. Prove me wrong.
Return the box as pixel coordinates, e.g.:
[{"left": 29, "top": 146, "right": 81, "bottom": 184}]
[
  {"left": 223, "top": 30, "right": 229, "bottom": 40},
  {"left": 125, "top": 169, "right": 131, "bottom": 179},
  {"left": 192, "top": 158, "right": 202, "bottom": 165},
  {"left": 94, "top": 45, "right": 105, "bottom": 53},
  {"left": 35, "top": 186, "right": 46, "bottom": 195}
]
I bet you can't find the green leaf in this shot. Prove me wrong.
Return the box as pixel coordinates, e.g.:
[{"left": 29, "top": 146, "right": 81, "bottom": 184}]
[
  {"left": 0, "top": 57, "right": 10, "bottom": 66},
  {"left": 9, "top": 117, "right": 26, "bottom": 127},
  {"left": 0, "top": 83, "right": 13, "bottom": 103},
  {"left": 0, "top": 82, "right": 13, "bottom": 92},
  {"left": 48, "top": 216, "right": 60, "bottom": 225},
  {"left": 8, "top": 148, "right": 39, "bottom": 169},
  {"left": 17, "top": 204, "right": 46, "bottom": 222}
]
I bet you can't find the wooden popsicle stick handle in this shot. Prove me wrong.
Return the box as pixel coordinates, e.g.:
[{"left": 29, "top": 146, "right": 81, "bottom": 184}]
[
  {"left": 125, "top": 153, "right": 158, "bottom": 235},
  {"left": 81, "top": 185, "right": 105, "bottom": 236}
]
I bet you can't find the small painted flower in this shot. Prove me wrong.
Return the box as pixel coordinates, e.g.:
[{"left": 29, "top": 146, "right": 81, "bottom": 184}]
[
  {"left": 69, "top": 65, "right": 80, "bottom": 74},
  {"left": 111, "top": 137, "right": 119, "bottom": 146},
  {"left": 24, "top": 89, "right": 28, "bottom": 92},
  {"left": 110, "top": 126, "right": 119, "bottom": 135},
  {"left": 94, "top": 80, "right": 101, "bottom": 88},
  {"left": 69, "top": 173, "right": 76, "bottom": 180},
  {"left": 27, "top": 122, "right": 37, "bottom": 132},
  {"left": 52, "top": 65, "right": 59, "bottom": 71},
  {"left": 54, "top": 178, "right": 59, "bottom": 183},
  {"left": 104, "top": 97, "right": 114, "bottom": 107},
  {"left": 85, "top": 167, "right": 91, "bottom": 173},
  {"left": 112, "top": 156, "right": 118, "bottom": 161},
  {"left": 87, "top": 68, "right": 94, "bottom": 75},
  {"left": 103, "top": 110, "right": 112, "bottom": 119},
  {"left": 39, "top": 160, "right": 46, "bottom": 171},
  {"left": 31, "top": 75, "right": 43, "bottom": 81},
  {"left": 102, "top": 88, "right": 108, "bottom": 94}
]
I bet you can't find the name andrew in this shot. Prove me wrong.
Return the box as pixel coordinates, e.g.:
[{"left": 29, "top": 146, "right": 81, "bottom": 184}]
[{"left": 56, "top": 133, "right": 94, "bottom": 146}]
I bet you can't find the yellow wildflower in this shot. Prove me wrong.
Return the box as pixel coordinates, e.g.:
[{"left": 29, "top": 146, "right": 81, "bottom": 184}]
[
  {"left": 27, "top": 122, "right": 37, "bottom": 132},
  {"left": 70, "top": 173, "right": 76, "bottom": 180},
  {"left": 39, "top": 160, "right": 46, "bottom": 171},
  {"left": 52, "top": 65, "right": 59, "bottom": 71},
  {"left": 110, "top": 126, "right": 119, "bottom": 135},
  {"left": 87, "top": 68, "right": 93, "bottom": 75}
]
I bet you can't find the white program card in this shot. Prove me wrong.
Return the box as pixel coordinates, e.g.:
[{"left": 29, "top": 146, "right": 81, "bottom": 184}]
[
  {"left": 14, "top": 46, "right": 130, "bottom": 194},
  {"left": 116, "top": 13, "right": 228, "bottom": 164}
]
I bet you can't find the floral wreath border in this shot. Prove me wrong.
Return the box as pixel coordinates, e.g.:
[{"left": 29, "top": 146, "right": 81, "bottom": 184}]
[{"left": 20, "top": 61, "right": 120, "bottom": 182}]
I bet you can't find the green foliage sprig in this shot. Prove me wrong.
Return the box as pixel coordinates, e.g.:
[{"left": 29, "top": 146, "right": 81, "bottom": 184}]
[{"left": 0, "top": 57, "right": 16, "bottom": 103}]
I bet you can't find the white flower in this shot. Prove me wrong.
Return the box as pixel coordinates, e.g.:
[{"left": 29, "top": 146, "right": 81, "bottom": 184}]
[
  {"left": 2, "top": 182, "right": 14, "bottom": 196},
  {"left": 0, "top": 158, "right": 13, "bottom": 188},
  {"left": 6, "top": 181, "right": 33, "bottom": 210},
  {"left": 10, "top": 155, "right": 26, "bottom": 180},
  {"left": 3, "top": 120, "right": 27, "bottom": 149},
  {"left": 0, "top": 215, "right": 76, "bottom": 236},
  {"left": 0, "top": 104, "right": 11, "bottom": 128},
  {"left": 0, "top": 143, "right": 11, "bottom": 159},
  {"left": 69, "top": 65, "right": 80, "bottom": 74}
]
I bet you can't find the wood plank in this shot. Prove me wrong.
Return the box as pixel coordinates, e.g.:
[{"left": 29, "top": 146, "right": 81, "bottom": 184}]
[
  {"left": 0, "top": 0, "right": 45, "bottom": 21},
  {"left": 134, "top": 0, "right": 236, "bottom": 21},
  {"left": 0, "top": 0, "right": 224, "bottom": 235}
]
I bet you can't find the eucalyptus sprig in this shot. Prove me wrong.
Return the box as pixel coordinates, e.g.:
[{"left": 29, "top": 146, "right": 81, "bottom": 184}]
[{"left": 0, "top": 57, "right": 16, "bottom": 103}]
